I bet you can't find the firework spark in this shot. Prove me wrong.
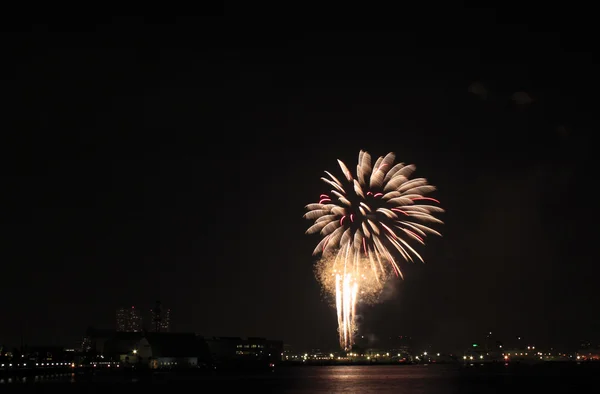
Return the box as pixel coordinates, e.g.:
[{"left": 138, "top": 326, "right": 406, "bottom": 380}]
[{"left": 304, "top": 150, "right": 444, "bottom": 350}]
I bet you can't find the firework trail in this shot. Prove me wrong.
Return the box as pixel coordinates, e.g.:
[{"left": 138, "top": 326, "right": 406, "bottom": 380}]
[{"left": 304, "top": 150, "right": 444, "bottom": 350}]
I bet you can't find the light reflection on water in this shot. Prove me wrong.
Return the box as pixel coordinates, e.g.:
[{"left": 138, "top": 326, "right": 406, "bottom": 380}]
[
  {"left": 1, "top": 364, "right": 599, "bottom": 393},
  {"left": 276, "top": 365, "right": 453, "bottom": 394},
  {"left": 0, "top": 372, "right": 76, "bottom": 385},
  {"left": 271, "top": 365, "right": 458, "bottom": 393},
  {"left": 0, "top": 366, "right": 454, "bottom": 393}
]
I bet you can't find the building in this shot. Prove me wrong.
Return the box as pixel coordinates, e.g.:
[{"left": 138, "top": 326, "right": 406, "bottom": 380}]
[
  {"left": 116, "top": 306, "right": 143, "bottom": 332},
  {"left": 149, "top": 301, "right": 171, "bottom": 333},
  {"left": 145, "top": 332, "right": 201, "bottom": 368},
  {"left": 283, "top": 343, "right": 294, "bottom": 358},
  {"left": 104, "top": 332, "right": 143, "bottom": 362},
  {"left": 203, "top": 336, "right": 283, "bottom": 367},
  {"left": 103, "top": 332, "right": 200, "bottom": 368},
  {"left": 577, "top": 341, "right": 600, "bottom": 361},
  {"left": 388, "top": 335, "right": 413, "bottom": 358},
  {"left": 25, "top": 346, "right": 72, "bottom": 363},
  {"left": 82, "top": 327, "right": 116, "bottom": 354}
]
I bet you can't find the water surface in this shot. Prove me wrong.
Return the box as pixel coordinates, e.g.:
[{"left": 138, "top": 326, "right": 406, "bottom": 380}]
[{"left": 2, "top": 363, "right": 599, "bottom": 393}]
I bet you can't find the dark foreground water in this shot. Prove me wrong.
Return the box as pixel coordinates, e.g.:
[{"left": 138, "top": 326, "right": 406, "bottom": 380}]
[{"left": 2, "top": 363, "right": 599, "bottom": 392}]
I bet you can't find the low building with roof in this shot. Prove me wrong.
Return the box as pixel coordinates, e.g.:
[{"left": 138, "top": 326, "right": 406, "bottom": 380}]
[{"left": 102, "top": 331, "right": 200, "bottom": 369}]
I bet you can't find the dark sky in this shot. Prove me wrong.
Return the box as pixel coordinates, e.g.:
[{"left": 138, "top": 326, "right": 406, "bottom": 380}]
[{"left": 2, "top": 9, "right": 599, "bottom": 352}]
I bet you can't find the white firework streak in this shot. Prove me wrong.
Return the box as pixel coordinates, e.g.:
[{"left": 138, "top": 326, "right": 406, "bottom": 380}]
[{"left": 305, "top": 150, "right": 444, "bottom": 350}]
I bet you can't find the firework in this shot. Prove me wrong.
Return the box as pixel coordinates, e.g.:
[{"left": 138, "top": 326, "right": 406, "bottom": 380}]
[{"left": 304, "top": 150, "right": 444, "bottom": 350}]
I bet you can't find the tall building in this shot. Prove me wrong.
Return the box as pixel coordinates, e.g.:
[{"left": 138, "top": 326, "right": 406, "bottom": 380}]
[
  {"left": 149, "top": 301, "right": 171, "bottom": 332},
  {"left": 116, "top": 306, "right": 143, "bottom": 332},
  {"left": 116, "top": 308, "right": 127, "bottom": 332}
]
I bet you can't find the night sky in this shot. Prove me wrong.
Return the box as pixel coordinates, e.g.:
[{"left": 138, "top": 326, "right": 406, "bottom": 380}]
[{"left": 2, "top": 9, "right": 599, "bottom": 352}]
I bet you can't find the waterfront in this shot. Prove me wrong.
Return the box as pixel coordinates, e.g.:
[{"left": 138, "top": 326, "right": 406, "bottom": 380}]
[{"left": 1, "top": 363, "right": 599, "bottom": 392}]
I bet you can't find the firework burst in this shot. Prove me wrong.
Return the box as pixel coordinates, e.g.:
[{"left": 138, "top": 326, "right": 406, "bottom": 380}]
[{"left": 304, "top": 150, "right": 444, "bottom": 350}]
